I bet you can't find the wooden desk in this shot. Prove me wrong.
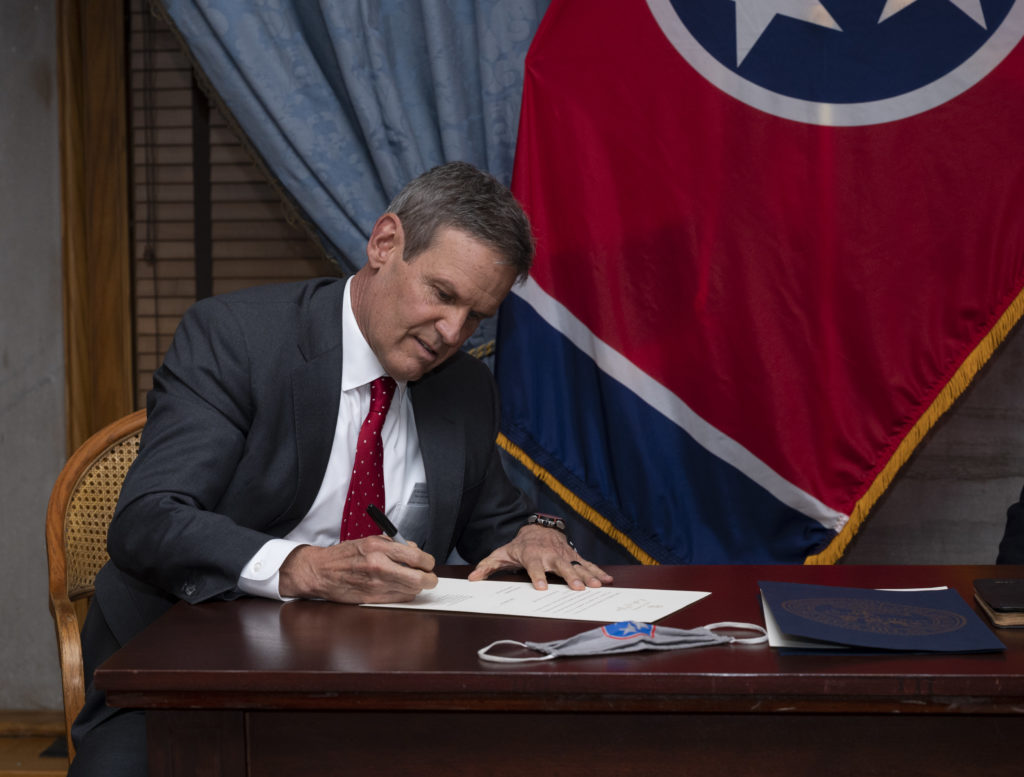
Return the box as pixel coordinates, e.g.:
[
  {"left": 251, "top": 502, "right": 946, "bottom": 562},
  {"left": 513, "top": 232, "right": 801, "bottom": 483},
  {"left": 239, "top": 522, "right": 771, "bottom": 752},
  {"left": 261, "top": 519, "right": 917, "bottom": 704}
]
[{"left": 97, "top": 565, "right": 1024, "bottom": 776}]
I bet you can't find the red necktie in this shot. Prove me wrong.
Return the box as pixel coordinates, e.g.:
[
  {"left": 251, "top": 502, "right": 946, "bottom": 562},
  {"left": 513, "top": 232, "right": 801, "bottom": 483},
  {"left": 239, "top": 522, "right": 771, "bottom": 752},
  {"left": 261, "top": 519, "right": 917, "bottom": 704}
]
[{"left": 341, "top": 376, "right": 397, "bottom": 540}]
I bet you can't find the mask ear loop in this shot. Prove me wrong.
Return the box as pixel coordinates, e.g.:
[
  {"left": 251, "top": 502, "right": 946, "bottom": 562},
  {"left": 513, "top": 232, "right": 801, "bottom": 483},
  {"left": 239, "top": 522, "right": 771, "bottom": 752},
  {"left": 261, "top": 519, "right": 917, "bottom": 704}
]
[
  {"left": 477, "top": 639, "right": 558, "bottom": 663},
  {"left": 704, "top": 621, "right": 769, "bottom": 644}
]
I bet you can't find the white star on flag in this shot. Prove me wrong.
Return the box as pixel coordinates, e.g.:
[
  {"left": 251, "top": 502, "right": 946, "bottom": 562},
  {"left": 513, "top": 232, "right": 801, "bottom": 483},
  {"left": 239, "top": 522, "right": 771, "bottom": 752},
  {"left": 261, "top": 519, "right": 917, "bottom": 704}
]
[
  {"left": 878, "top": 0, "right": 986, "bottom": 27},
  {"left": 729, "top": 0, "right": 841, "bottom": 65}
]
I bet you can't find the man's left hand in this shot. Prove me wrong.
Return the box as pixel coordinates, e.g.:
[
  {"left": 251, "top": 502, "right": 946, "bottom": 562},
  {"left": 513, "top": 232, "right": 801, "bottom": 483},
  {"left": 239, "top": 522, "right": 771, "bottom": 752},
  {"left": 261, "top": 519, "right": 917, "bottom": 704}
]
[{"left": 468, "top": 524, "right": 614, "bottom": 590}]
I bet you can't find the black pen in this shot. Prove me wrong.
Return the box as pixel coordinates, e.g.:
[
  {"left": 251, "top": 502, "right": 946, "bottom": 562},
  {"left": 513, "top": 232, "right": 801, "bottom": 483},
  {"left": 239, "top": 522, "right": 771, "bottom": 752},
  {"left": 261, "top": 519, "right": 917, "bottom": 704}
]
[{"left": 366, "top": 504, "right": 409, "bottom": 545}]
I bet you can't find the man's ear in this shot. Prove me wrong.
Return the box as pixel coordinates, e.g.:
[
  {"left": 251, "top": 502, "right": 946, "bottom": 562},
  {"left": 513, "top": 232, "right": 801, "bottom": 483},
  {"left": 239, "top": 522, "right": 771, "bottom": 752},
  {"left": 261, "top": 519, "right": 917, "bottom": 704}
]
[{"left": 366, "top": 213, "right": 404, "bottom": 269}]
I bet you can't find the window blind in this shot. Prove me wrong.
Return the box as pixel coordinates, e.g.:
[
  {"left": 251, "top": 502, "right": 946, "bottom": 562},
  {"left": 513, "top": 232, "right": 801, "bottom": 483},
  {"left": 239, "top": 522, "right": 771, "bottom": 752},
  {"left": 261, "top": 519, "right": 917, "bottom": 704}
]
[{"left": 129, "top": 0, "right": 339, "bottom": 407}]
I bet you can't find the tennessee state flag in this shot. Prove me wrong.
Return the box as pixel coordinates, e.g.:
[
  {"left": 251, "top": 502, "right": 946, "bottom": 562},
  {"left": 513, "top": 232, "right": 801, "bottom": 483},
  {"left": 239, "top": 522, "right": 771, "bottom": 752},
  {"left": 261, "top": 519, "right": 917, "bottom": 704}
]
[{"left": 495, "top": 0, "right": 1024, "bottom": 564}]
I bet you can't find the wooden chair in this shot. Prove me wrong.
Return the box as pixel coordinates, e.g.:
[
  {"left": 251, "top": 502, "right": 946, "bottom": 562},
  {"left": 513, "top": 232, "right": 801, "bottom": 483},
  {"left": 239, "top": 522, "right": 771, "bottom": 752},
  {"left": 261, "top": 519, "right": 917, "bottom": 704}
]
[{"left": 45, "top": 409, "right": 147, "bottom": 761}]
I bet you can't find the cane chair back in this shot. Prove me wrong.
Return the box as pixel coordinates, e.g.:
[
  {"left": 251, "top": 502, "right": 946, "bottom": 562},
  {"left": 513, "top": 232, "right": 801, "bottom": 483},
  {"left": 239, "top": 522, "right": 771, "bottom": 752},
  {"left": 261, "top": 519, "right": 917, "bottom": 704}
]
[{"left": 45, "top": 409, "right": 146, "bottom": 761}]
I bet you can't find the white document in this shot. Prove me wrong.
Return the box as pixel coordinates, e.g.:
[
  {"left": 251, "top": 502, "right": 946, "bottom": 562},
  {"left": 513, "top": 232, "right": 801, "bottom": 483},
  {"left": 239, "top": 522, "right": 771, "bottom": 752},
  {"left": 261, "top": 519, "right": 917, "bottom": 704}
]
[{"left": 363, "top": 576, "right": 710, "bottom": 622}]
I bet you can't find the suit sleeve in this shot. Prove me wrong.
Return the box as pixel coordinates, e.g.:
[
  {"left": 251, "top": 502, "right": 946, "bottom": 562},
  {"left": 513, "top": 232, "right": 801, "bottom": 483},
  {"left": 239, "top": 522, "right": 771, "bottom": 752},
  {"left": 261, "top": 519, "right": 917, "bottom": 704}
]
[
  {"left": 997, "top": 484, "right": 1024, "bottom": 564},
  {"left": 107, "top": 297, "right": 279, "bottom": 603}
]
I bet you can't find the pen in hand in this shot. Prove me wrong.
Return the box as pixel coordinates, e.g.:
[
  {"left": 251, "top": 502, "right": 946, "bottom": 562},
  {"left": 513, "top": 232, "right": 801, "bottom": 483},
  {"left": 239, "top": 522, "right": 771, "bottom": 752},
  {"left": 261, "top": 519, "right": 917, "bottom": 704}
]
[{"left": 366, "top": 504, "right": 409, "bottom": 545}]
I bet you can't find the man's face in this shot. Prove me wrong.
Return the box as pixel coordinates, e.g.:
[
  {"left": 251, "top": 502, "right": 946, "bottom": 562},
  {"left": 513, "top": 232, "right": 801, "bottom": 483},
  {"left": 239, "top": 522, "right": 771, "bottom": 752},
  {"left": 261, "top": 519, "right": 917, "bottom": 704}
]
[{"left": 356, "top": 218, "right": 518, "bottom": 382}]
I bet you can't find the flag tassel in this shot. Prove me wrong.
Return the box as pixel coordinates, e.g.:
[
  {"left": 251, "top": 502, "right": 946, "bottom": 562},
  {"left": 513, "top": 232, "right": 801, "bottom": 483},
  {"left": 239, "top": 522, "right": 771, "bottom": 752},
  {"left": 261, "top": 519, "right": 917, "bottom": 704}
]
[{"left": 497, "top": 434, "right": 658, "bottom": 564}]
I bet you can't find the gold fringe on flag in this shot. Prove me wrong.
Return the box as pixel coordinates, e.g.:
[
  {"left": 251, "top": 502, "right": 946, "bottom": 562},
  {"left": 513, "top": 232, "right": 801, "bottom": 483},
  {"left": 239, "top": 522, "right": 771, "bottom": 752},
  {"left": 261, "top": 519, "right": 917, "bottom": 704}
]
[
  {"left": 805, "top": 287, "right": 1024, "bottom": 565},
  {"left": 467, "top": 339, "right": 495, "bottom": 359},
  {"left": 496, "top": 433, "right": 658, "bottom": 564}
]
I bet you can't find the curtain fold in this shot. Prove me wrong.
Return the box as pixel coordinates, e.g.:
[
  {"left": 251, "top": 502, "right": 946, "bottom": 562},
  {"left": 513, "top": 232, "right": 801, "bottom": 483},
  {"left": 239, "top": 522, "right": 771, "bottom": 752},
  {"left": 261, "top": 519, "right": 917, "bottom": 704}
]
[{"left": 155, "top": 0, "right": 549, "bottom": 274}]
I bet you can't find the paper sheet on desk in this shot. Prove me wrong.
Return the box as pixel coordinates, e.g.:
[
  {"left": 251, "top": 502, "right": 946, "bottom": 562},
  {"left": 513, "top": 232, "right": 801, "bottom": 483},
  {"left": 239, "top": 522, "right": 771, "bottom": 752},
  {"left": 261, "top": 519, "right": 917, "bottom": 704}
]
[{"left": 362, "top": 577, "right": 710, "bottom": 622}]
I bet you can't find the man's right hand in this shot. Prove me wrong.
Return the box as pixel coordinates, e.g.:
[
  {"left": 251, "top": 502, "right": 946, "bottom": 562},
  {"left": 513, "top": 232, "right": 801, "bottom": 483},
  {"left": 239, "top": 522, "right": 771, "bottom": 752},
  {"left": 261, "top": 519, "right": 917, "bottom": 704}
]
[{"left": 278, "top": 537, "right": 437, "bottom": 603}]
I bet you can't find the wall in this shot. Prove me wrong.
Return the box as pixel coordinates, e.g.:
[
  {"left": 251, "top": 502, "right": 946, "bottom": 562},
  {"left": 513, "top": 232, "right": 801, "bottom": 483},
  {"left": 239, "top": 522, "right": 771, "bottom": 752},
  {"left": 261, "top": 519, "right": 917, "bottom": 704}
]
[{"left": 0, "top": 2, "right": 65, "bottom": 709}]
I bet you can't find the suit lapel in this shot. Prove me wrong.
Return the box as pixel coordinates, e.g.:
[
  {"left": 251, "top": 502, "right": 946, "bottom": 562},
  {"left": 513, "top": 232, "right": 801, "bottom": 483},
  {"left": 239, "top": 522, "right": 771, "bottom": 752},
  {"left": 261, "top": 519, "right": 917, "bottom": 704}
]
[
  {"left": 285, "top": 349, "right": 342, "bottom": 528},
  {"left": 411, "top": 383, "right": 464, "bottom": 559},
  {"left": 279, "top": 280, "right": 346, "bottom": 530}
]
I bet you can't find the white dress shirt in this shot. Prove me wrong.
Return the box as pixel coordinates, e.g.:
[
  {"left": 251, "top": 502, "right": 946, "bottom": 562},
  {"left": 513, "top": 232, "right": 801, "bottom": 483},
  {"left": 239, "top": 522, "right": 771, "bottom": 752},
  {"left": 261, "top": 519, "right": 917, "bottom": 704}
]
[{"left": 237, "top": 278, "right": 426, "bottom": 600}]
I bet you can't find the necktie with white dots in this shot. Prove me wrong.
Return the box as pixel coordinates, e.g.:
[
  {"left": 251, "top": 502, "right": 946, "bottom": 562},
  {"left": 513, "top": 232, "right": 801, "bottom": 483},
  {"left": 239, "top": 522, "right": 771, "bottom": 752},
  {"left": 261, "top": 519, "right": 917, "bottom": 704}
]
[{"left": 341, "top": 376, "right": 397, "bottom": 541}]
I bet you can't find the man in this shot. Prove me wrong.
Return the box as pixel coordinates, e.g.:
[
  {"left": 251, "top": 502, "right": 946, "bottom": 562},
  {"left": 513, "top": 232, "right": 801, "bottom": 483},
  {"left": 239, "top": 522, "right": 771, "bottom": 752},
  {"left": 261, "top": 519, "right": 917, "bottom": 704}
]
[
  {"left": 70, "top": 161, "right": 612, "bottom": 775},
  {"left": 998, "top": 484, "right": 1024, "bottom": 563}
]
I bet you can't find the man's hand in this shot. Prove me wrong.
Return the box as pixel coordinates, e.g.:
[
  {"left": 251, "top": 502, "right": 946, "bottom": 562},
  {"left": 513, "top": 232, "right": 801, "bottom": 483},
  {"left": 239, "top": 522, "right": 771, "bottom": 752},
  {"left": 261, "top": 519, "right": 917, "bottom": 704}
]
[
  {"left": 279, "top": 536, "right": 437, "bottom": 603},
  {"left": 468, "top": 524, "right": 614, "bottom": 591}
]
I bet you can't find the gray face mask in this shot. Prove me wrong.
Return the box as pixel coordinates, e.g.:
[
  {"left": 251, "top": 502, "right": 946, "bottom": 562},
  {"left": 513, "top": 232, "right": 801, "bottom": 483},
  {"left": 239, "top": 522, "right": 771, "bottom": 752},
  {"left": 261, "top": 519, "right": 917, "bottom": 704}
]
[{"left": 478, "top": 620, "right": 767, "bottom": 663}]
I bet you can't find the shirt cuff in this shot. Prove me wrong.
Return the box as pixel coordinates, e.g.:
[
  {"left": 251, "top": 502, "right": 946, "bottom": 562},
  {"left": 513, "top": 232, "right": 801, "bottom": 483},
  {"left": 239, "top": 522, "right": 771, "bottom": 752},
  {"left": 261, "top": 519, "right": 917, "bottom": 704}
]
[{"left": 237, "top": 538, "right": 302, "bottom": 601}]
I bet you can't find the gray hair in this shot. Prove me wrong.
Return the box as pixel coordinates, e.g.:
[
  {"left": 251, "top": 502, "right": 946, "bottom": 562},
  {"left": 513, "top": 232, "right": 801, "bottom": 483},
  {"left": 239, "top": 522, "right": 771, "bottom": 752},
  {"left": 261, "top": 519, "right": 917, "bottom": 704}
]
[{"left": 386, "top": 161, "right": 534, "bottom": 282}]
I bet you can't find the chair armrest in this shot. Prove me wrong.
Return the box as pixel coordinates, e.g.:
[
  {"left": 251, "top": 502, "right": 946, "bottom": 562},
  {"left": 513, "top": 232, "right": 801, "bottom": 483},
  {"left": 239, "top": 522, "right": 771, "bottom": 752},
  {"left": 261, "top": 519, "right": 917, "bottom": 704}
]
[{"left": 49, "top": 596, "right": 84, "bottom": 761}]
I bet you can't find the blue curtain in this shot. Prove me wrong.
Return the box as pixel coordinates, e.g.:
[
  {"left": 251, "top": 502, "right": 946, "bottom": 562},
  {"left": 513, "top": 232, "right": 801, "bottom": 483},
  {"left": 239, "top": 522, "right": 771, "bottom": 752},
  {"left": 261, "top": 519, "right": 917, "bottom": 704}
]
[{"left": 157, "top": 0, "right": 550, "bottom": 274}]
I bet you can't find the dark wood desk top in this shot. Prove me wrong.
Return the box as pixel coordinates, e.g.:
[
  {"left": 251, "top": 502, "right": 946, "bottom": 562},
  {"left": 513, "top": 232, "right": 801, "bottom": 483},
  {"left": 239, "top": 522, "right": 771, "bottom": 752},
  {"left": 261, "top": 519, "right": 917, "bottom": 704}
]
[{"left": 97, "top": 564, "right": 1024, "bottom": 714}]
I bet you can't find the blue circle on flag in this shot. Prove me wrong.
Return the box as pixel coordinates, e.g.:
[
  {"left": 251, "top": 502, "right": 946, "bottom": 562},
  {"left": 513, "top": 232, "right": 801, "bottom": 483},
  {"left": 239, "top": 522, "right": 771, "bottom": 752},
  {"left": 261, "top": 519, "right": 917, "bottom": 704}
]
[
  {"left": 647, "top": 0, "right": 1024, "bottom": 125},
  {"left": 669, "top": 0, "right": 1013, "bottom": 103}
]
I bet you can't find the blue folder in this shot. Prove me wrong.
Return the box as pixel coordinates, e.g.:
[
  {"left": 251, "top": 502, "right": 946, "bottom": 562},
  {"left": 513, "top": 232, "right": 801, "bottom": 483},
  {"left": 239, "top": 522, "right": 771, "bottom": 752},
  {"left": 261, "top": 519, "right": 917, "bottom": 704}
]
[{"left": 759, "top": 580, "right": 1005, "bottom": 653}]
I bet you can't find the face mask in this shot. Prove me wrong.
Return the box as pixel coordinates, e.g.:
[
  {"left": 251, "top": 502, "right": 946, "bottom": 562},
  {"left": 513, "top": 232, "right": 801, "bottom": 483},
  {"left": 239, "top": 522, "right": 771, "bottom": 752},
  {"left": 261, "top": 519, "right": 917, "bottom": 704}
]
[{"left": 477, "top": 620, "right": 767, "bottom": 663}]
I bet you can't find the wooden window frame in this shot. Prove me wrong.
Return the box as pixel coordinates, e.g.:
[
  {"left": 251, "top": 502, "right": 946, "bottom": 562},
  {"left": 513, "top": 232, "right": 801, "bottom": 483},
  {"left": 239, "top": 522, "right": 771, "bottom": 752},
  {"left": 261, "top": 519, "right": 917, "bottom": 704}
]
[{"left": 58, "top": 0, "right": 135, "bottom": 451}]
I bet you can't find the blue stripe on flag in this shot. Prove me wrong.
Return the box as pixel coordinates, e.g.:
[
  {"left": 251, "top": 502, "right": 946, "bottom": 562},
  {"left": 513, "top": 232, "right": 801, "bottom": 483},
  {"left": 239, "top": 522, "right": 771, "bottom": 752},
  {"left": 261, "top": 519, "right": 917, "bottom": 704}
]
[{"left": 497, "top": 293, "right": 837, "bottom": 564}]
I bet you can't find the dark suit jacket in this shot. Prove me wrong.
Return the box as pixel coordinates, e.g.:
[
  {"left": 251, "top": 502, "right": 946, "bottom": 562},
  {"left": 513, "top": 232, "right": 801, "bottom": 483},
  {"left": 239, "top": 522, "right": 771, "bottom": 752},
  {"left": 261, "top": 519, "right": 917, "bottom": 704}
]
[
  {"left": 93, "top": 277, "right": 531, "bottom": 649},
  {"left": 998, "top": 484, "right": 1024, "bottom": 564}
]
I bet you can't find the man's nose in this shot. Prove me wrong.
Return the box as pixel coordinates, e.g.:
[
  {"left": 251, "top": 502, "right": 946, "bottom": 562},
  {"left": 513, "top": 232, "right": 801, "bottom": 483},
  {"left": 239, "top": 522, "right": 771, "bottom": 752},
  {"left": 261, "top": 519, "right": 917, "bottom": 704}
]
[{"left": 437, "top": 309, "right": 470, "bottom": 344}]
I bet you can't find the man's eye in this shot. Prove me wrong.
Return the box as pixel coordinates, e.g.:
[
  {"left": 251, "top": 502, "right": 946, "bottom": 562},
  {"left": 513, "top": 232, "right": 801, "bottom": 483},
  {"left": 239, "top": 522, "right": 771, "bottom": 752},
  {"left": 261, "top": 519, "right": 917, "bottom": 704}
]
[{"left": 435, "top": 288, "right": 454, "bottom": 303}]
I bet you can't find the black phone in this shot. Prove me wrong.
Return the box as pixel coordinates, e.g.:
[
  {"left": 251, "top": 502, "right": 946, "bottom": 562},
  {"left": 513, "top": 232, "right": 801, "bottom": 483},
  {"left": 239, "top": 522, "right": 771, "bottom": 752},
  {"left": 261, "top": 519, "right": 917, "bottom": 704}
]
[{"left": 974, "top": 578, "right": 1024, "bottom": 613}]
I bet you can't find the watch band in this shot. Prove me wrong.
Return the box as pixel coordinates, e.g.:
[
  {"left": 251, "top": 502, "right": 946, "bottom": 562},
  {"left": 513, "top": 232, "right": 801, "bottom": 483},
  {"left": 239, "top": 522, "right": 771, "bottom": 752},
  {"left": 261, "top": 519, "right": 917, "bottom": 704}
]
[
  {"left": 526, "top": 513, "right": 567, "bottom": 532},
  {"left": 524, "top": 513, "right": 576, "bottom": 548}
]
